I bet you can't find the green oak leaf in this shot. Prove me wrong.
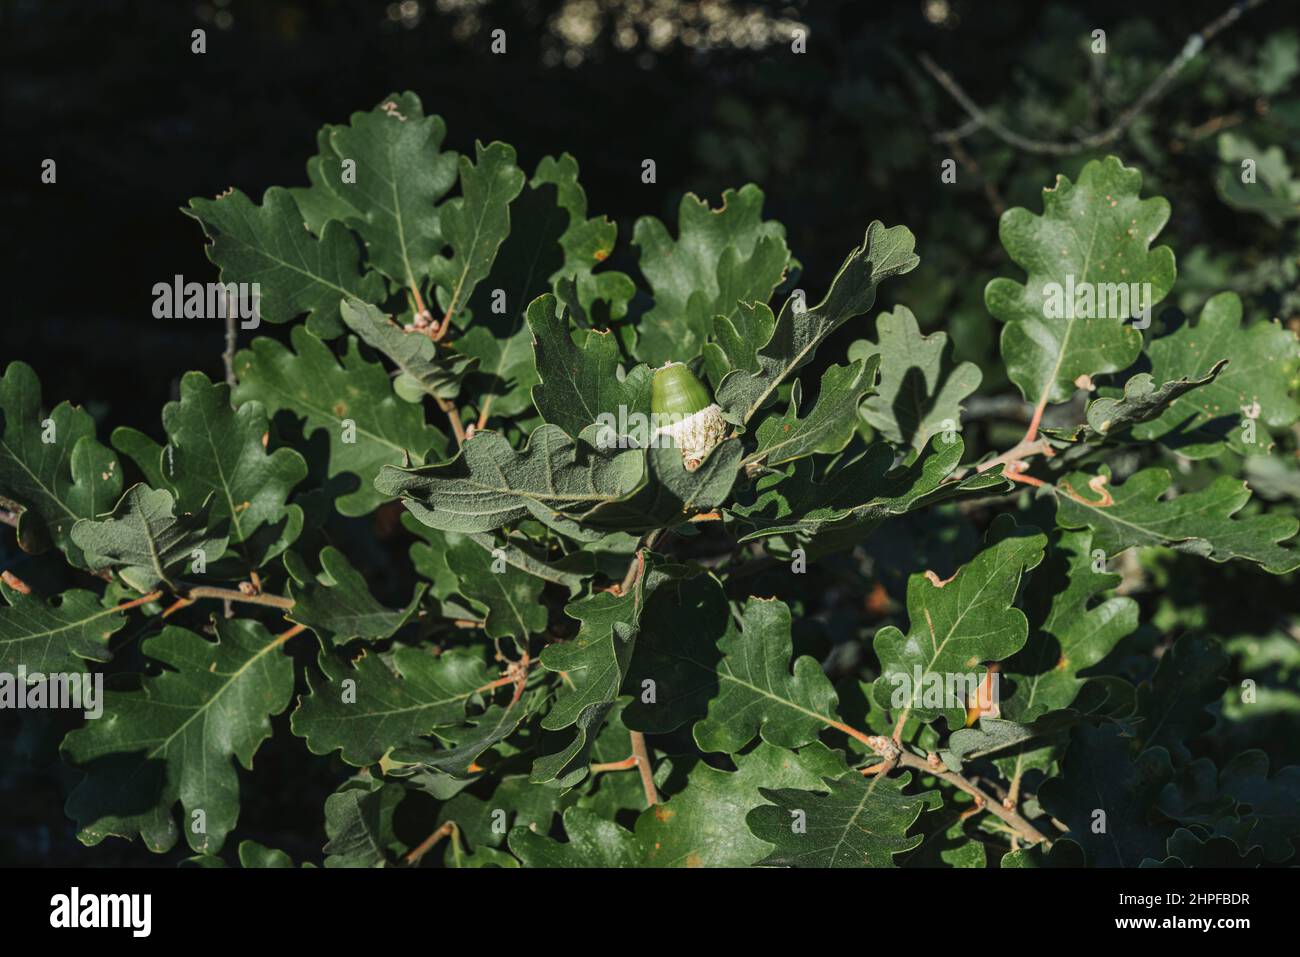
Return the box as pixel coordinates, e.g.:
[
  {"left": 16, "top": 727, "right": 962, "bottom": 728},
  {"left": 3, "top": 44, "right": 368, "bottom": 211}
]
[
  {"left": 390, "top": 691, "right": 543, "bottom": 779},
  {"left": 0, "top": 581, "right": 126, "bottom": 677},
  {"left": 429, "top": 141, "right": 527, "bottom": 329},
  {"left": 716, "top": 221, "right": 919, "bottom": 426},
  {"left": 444, "top": 534, "right": 547, "bottom": 641},
  {"left": 703, "top": 300, "right": 776, "bottom": 389},
  {"left": 508, "top": 806, "right": 641, "bottom": 867},
  {"left": 407, "top": 520, "right": 591, "bottom": 599},
  {"left": 512, "top": 742, "right": 849, "bottom": 867},
  {"left": 849, "top": 306, "right": 982, "bottom": 452},
  {"left": 1038, "top": 725, "right": 1175, "bottom": 867},
  {"left": 184, "top": 186, "right": 385, "bottom": 339},
  {"left": 529, "top": 562, "right": 683, "bottom": 785},
  {"left": 457, "top": 326, "right": 539, "bottom": 420},
  {"left": 375, "top": 424, "right": 646, "bottom": 534},
  {"left": 871, "top": 516, "right": 1047, "bottom": 730},
  {"left": 293, "top": 92, "right": 458, "bottom": 289},
  {"left": 292, "top": 646, "right": 495, "bottom": 766},
  {"left": 0, "top": 361, "right": 122, "bottom": 564},
  {"left": 291, "top": 125, "right": 364, "bottom": 235},
  {"left": 634, "top": 185, "right": 791, "bottom": 366},
  {"left": 340, "top": 298, "right": 478, "bottom": 402},
  {"left": 62, "top": 618, "right": 295, "bottom": 854},
  {"left": 732, "top": 436, "right": 1009, "bottom": 551},
  {"left": 527, "top": 290, "right": 652, "bottom": 439},
  {"left": 988, "top": 156, "right": 1175, "bottom": 408},
  {"left": 70, "top": 484, "right": 228, "bottom": 592},
  {"left": 941, "top": 679, "right": 1137, "bottom": 772},
  {"left": 1047, "top": 362, "right": 1226, "bottom": 449},
  {"left": 746, "top": 358, "right": 880, "bottom": 467},
  {"left": 1142, "top": 828, "right": 1265, "bottom": 868},
  {"left": 1054, "top": 466, "right": 1300, "bottom": 573},
  {"left": 461, "top": 153, "right": 632, "bottom": 423},
  {"left": 1001, "top": 529, "right": 1139, "bottom": 724},
  {"left": 747, "top": 771, "right": 940, "bottom": 868},
  {"left": 323, "top": 778, "right": 407, "bottom": 867},
  {"left": 588, "top": 439, "right": 743, "bottom": 534},
  {"left": 286, "top": 546, "right": 426, "bottom": 646},
  {"left": 238, "top": 840, "right": 303, "bottom": 868},
  {"left": 121, "top": 371, "right": 308, "bottom": 569},
  {"left": 636, "top": 742, "right": 857, "bottom": 867},
  {"left": 624, "top": 581, "right": 844, "bottom": 754},
  {"left": 1134, "top": 292, "right": 1300, "bottom": 456},
  {"left": 233, "top": 325, "right": 446, "bottom": 516},
  {"left": 1215, "top": 132, "right": 1300, "bottom": 227},
  {"left": 1135, "top": 633, "right": 1228, "bottom": 761},
  {"left": 1159, "top": 751, "right": 1300, "bottom": 863}
]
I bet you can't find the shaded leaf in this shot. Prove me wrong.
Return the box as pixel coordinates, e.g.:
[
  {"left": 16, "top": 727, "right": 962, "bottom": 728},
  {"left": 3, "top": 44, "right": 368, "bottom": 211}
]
[
  {"left": 0, "top": 582, "right": 126, "bottom": 677},
  {"left": 340, "top": 298, "right": 477, "bottom": 402},
  {"left": 62, "top": 619, "right": 295, "bottom": 854},
  {"left": 286, "top": 546, "right": 426, "bottom": 646},
  {"left": 233, "top": 325, "right": 446, "bottom": 516},
  {"left": 445, "top": 534, "right": 547, "bottom": 641},
  {"left": 1038, "top": 725, "right": 1174, "bottom": 867},
  {"left": 293, "top": 646, "right": 495, "bottom": 766}
]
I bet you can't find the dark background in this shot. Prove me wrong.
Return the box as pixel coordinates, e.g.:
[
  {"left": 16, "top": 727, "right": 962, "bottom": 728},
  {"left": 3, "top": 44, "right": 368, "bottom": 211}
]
[{"left": 3, "top": 0, "right": 1296, "bottom": 866}]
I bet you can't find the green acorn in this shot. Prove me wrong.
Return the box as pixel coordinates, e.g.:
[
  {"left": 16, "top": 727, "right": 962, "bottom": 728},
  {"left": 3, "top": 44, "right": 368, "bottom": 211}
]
[{"left": 651, "top": 362, "right": 727, "bottom": 472}]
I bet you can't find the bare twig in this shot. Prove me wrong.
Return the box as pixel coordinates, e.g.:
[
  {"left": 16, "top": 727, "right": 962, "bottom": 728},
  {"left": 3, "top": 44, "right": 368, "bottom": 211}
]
[
  {"left": 923, "top": 0, "right": 1270, "bottom": 154},
  {"left": 180, "top": 584, "right": 295, "bottom": 610},
  {"left": 223, "top": 310, "right": 238, "bottom": 387},
  {"left": 436, "top": 395, "right": 467, "bottom": 447},
  {"left": 590, "top": 756, "right": 639, "bottom": 773},
  {"left": 404, "top": 821, "right": 458, "bottom": 866},
  {"left": 629, "top": 730, "right": 660, "bottom": 807}
]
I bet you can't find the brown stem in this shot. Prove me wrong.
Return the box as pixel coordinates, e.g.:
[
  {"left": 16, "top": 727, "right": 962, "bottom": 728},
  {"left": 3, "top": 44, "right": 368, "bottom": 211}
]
[
  {"left": 404, "top": 821, "right": 457, "bottom": 866},
  {"left": 590, "top": 756, "right": 639, "bottom": 773},
  {"left": 629, "top": 731, "right": 660, "bottom": 807},
  {"left": 475, "top": 396, "right": 494, "bottom": 432},
  {"left": 180, "top": 584, "right": 295, "bottom": 610},
  {"left": 436, "top": 395, "right": 467, "bottom": 447},
  {"left": 113, "top": 591, "right": 165, "bottom": 613}
]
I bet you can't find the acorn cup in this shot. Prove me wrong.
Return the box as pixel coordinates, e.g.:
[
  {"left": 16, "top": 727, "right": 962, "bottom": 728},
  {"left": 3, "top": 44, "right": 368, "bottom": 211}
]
[{"left": 651, "top": 362, "right": 727, "bottom": 472}]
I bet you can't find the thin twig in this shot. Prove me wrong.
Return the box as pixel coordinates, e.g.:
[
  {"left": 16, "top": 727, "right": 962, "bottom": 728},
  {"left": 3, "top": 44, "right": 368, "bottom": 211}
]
[
  {"left": 923, "top": 0, "right": 1269, "bottom": 154},
  {"left": 629, "top": 730, "right": 660, "bottom": 807},
  {"left": 404, "top": 821, "right": 457, "bottom": 866},
  {"left": 180, "top": 584, "right": 295, "bottom": 610},
  {"left": 222, "top": 310, "right": 238, "bottom": 387},
  {"left": 436, "top": 395, "right": 467, "bottom": 447},
  {"left": 590, "top": 756, "right": 639, "bottom": 773}
]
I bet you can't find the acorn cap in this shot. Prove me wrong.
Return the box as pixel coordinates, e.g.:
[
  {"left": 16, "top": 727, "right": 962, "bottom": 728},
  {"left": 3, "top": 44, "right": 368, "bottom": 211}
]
[{"left": 652, "top": 362, "right": 713, "bottom": 416}]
